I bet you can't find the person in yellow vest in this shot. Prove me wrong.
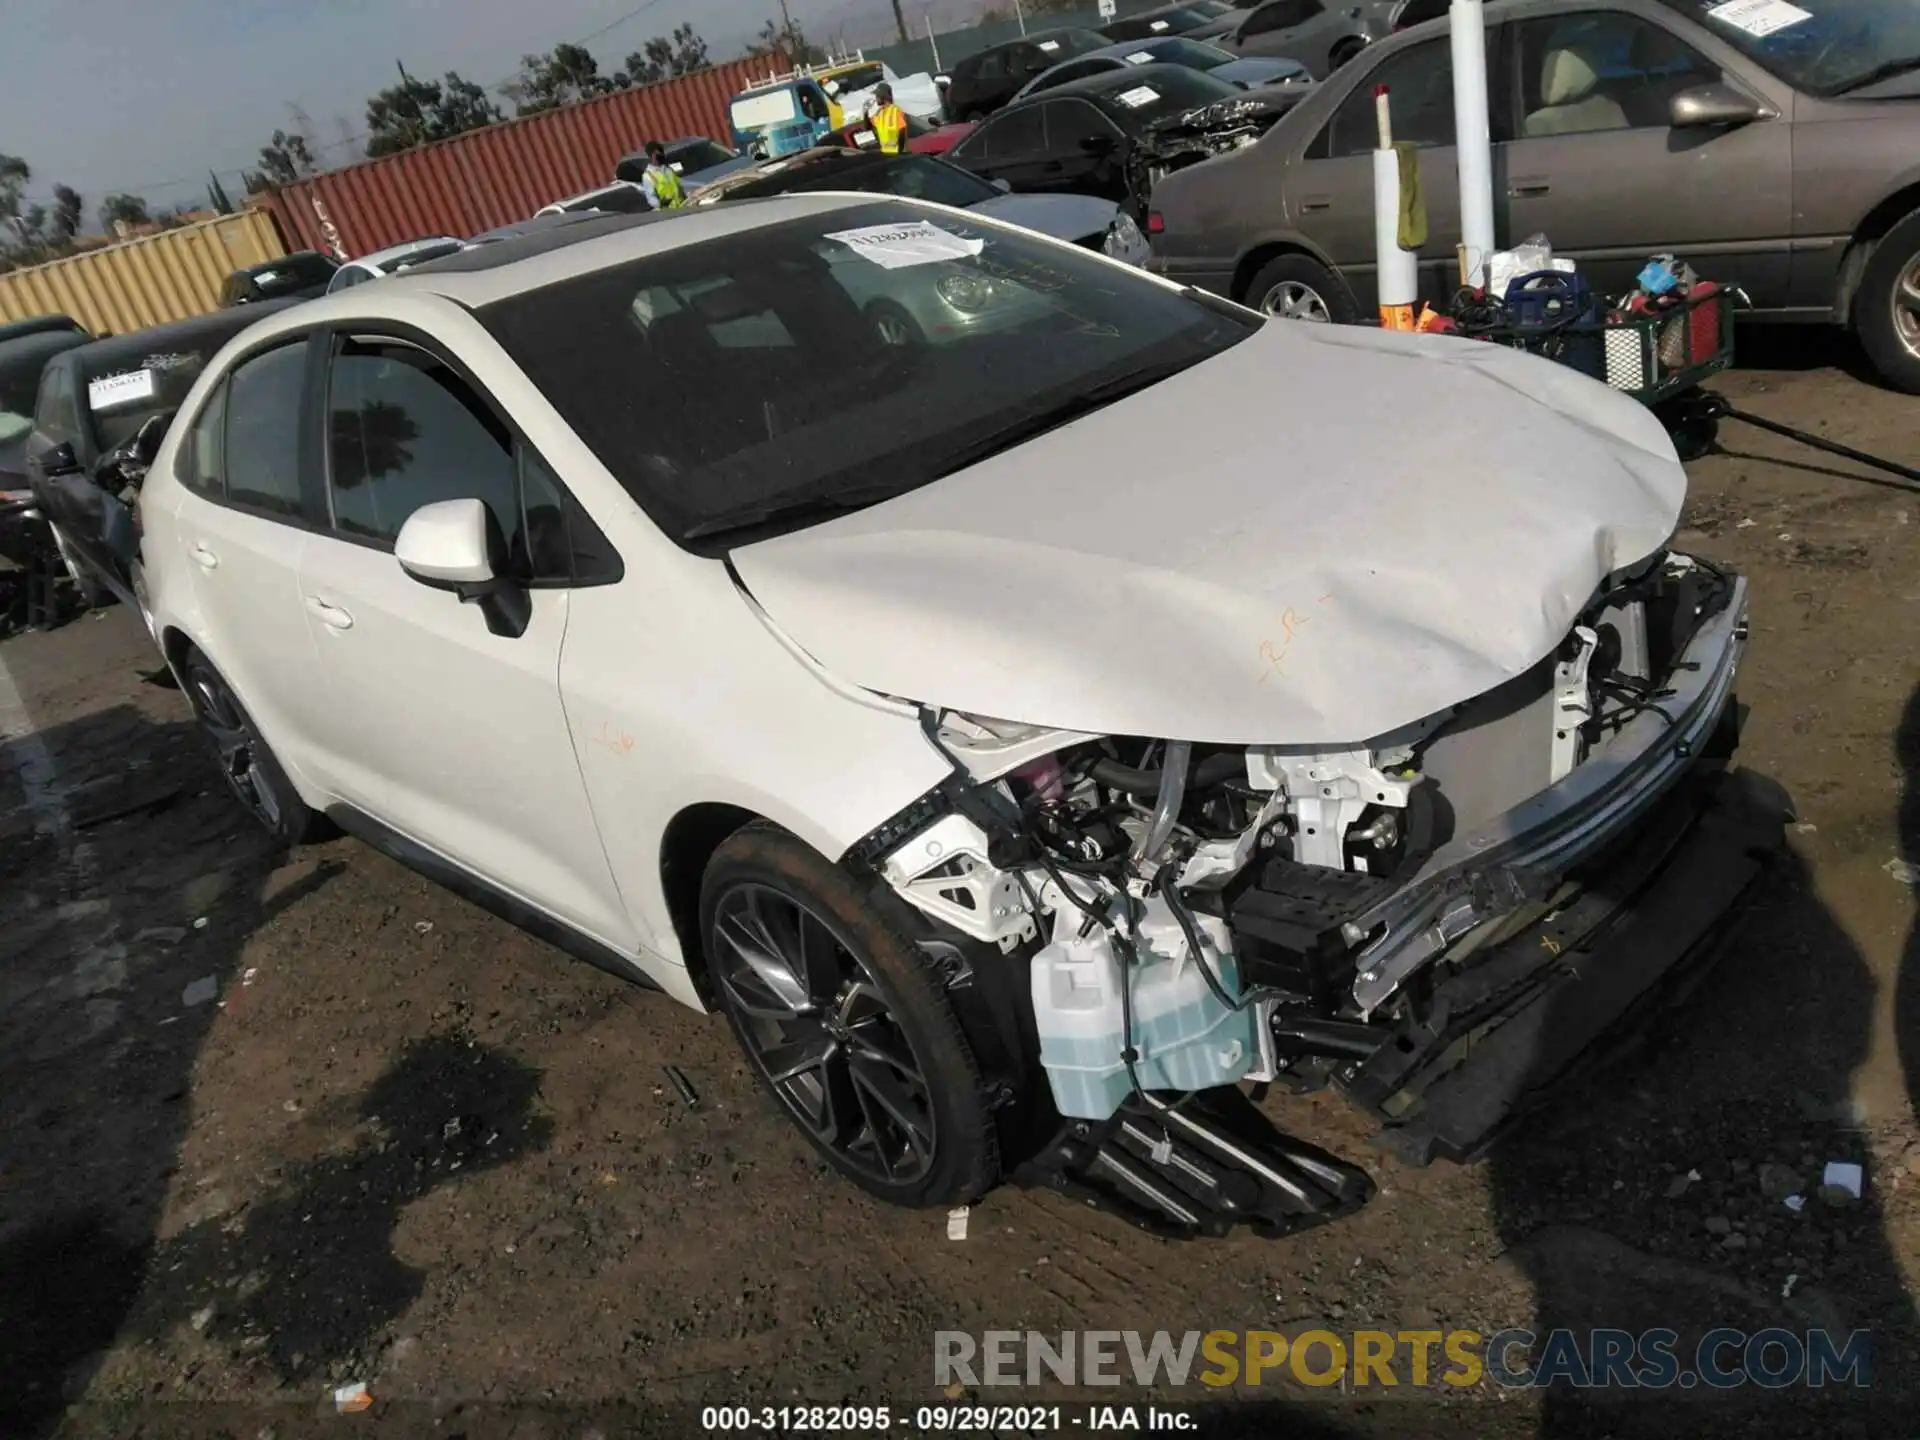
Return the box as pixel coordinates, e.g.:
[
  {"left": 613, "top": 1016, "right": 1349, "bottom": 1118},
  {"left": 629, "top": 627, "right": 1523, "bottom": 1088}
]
[
  {"left": 869, "top": 85, "right": 909, "bottom": 156},
  {"left": 640, "top": 142, "right": 686, "bottom": 210}
]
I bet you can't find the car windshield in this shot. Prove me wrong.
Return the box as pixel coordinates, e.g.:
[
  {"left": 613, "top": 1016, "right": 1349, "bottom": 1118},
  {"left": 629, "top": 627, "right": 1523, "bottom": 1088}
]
[
  {"left": 478, "top": 200, "right": 1255, "bottom": 548},
  {"left": 1089, "top": 66, "right": 1240, "bottom": 120},
  {"left": 246, "top": 258, "right": 332, "bottom": 298},
  {"left": 670, "top": 139, "right": 738, "bottom": 173},
  {"left": 1660, "top": 0, "right": 1920, "bottom": 95},
  {"left": 1130, "top": 8, "right": 1215, "bottom": 34},
  {"left": 720, "top": 155, "right": 998, "bottom": 207},
  {"left": 81, "top": 345, "right": 219, "bottom": 451},
  {"left": 1118, "top": 37, "right": 1236, "bottom": 69}
]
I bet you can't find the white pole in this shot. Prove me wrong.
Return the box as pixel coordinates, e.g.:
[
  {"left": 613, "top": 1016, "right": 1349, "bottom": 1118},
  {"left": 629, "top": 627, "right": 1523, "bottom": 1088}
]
[
  {"left": 1373, "top": 87, "right": 1418, "bottom": 324},
  {"left": 926, "top": 12, "right": 941, "bottom": 71},
  {"left": 1450, "top": 0, "right": 1495, "bottom": 289},
  {"left": 1014, "top": 0, "right": 1028, "bottom": 36}
]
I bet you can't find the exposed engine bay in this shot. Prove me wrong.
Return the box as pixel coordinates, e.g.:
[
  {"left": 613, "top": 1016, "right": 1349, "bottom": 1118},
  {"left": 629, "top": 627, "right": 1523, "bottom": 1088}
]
[
  {"left": 851, "top": 550, "right": 1780, "bottom": 1236},
  {"left": 1130, "top": 90, "right": 1311, "bottom": 209}
]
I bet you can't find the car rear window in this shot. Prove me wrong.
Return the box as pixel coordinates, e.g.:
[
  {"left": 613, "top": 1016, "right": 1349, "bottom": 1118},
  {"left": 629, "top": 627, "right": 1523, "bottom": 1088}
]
[
  {"left": 1086, "top": 65, "right": 1239, "bottom": 122},
  {"left": 477, "top": 200, "right": 1254, "bottom": 549}
]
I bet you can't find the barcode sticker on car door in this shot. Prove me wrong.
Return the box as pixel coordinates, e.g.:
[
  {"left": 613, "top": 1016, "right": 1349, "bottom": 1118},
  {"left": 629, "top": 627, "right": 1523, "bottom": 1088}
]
[
  {"left": 1116, "top": 85, "right": 1162, "bottom": 108},
  {"left": 824, "top": 221, "right": 986, "bottom": 270},
  {"left": 1705, "top": 0, "right": 1811, "bottom": 38},
  {"left": 87, "top": 369, "right": 156, "bottom": 411}
]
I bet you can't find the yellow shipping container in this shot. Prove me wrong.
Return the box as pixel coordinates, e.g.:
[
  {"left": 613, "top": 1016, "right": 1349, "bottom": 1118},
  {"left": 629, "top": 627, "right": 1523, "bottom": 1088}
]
[{"left": 0, "top": 210, "right": 286, "bottom": 338}]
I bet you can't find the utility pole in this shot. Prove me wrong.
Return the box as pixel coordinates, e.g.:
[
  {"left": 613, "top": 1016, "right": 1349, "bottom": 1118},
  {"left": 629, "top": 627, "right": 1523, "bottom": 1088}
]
[
  {"left": 889, "top": 0, "right": 909, "bottom": 44},
  {"left": 1014, "top": 0, "right": 1028, "bottom": 36},
  {"left": 776, "top": 0, "right": 797, "bottom": 61}
]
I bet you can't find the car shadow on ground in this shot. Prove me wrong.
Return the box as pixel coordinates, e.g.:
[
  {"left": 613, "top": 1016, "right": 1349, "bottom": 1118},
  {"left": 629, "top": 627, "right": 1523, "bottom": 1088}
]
[
  {"left": 0, "top": 699, "right": 557, "bottom": 1437},
  {"left": 1481, "top": 760, "right": 1916, "bottom": 1434}
]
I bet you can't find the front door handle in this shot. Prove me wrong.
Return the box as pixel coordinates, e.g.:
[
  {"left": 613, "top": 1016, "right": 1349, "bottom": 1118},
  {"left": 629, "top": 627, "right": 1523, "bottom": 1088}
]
[
  {"left": 305, "top": 595, "right": 354, "bottom": 631},
  {"left": 189, "top": 542, "right": 219, "bottom": 571},
  {"left": 1299, "top": 196, "right": 1331, "bottom": 213},
  {"left": 1509, "top": 179, "right": 1552, "bottom": 198}
]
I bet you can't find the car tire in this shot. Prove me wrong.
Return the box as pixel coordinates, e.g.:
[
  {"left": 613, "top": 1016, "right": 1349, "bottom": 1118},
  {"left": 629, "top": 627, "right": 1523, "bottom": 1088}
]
[
  {"left": 46, "top": 522, "right": 111, "bottom": 610},
  {"left": 1244, "top": 253, "right": 1356, "bottom": 324},
  {"left": 1853, "top": 209, "right": 1920, "bottom": 394},
  {"left": 700, "top": 821, "right": 998, "bottom": 1208},
  {"left": 179, "top": 647, "right": 329, "bottom": 848}
]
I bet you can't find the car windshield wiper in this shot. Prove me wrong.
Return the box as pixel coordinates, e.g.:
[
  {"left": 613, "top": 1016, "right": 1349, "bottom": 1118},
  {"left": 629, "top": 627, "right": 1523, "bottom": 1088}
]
[
  {"left": 1835, "top": 55, "right": 1920, "bottom": 92},
  {"left": 681, "top": 480, "right": 912, "bottom": 542},
  {"left": 927, "top": 353, "right": 1203, "bottom": 479}
]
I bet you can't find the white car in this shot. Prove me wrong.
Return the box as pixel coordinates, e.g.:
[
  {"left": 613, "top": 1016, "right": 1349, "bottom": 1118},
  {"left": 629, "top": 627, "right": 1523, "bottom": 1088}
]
[
  {"left": 139, "top": 197, "right": 1773, "bottom": 1228},
  {"left": 326, "top": 237, "right": 468, "bottom": 293},
  {"left": 535, "top": 182, "right": 656, "bottom": 218}
]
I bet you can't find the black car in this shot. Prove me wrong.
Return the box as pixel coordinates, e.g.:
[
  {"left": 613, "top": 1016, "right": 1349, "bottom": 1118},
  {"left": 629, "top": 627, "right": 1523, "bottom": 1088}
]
[
  {"left": 942, "top": 28, "right": 1109, "bottom": 120},
  {"left": 26, "top": 300, "right": 301, "bottom": 609},
  {"left": 0, "top": 314, "right": 87, "bottom": 346},
  {"left": 0, "top": 328, "right": 91, "bottom": 487},
  {"left": 947, "top": 63, "right": 1303, "bottom": 205},
  {"left": 218, "top": 250, "right": 338, "bottom": 306}
]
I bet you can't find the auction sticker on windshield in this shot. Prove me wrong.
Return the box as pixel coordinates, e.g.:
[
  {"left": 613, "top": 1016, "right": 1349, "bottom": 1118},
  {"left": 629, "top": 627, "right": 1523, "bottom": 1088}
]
[
  {"left": 825, "top": 221, "right": 987, "bottom": 270},
  {"left": 87, "top": 369, "right": 156, "bottom": 411},
  {"left": 1124, "top": 51, "right": 1156, "bottom": 63},
  {"left": 1704, "top": 0, "right": 1811, "bottom": 37},
  {"left": 1117, "top": 85, "right": 1163, "bottom": 108},
  {"left": 1038, "top": 39, "right": 1061, "bottom": 51}
]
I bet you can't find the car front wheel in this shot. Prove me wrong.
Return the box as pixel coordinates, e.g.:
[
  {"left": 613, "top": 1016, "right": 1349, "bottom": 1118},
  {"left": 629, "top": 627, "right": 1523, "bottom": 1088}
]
[
  {"left": 700, "top": 822, "right": 998, "bottom": 1207},
  {"left": 1855, "top": 209, "right": 1920, "bottom": 394}
]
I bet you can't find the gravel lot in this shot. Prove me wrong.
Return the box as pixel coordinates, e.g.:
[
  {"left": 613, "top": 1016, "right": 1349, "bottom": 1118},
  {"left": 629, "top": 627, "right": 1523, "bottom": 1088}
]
[{"left": 3, "top": 329, "right": 1918, "bottom": 1439}]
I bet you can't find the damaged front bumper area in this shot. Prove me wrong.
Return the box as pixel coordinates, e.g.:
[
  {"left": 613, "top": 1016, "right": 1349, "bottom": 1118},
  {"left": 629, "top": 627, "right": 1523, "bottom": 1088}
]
[{"left": 850, "top": 556, "right": 1781, "bottom": 1235}]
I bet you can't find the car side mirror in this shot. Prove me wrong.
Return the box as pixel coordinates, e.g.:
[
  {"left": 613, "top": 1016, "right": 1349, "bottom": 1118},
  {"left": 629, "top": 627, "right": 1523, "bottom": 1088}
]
[
  {"left": 935, "top": 74, "right": 951, "bottom": 88},
  {"left": 1669, "top": 83, "right": 1765, "bottom": 129},
  {"left": 129, "top": 410, "right": 172, "bottom": 465},
  {"left": 31, "top": 440, "right": 80, "bottom": 478},
  {"left": 395, "top": 498, "right": 531, "bottom": 638},
  {"left": 992, "top": 177, "right": 1013, "bottom": 193}
]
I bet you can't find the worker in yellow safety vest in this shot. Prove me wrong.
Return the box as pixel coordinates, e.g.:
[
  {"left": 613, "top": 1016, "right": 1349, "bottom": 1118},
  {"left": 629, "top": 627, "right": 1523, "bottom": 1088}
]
[
  {"left": 641, "top": 141, "right": 686, "bottom": 210},
  {"left": 869, "top": 84, "right": 909, "bottom": 155}
]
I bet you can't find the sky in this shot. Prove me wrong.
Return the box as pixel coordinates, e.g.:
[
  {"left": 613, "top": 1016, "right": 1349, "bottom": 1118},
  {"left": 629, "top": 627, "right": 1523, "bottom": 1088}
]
[{"left": 0, "top": 0, "right": 819, "bottom": 218}]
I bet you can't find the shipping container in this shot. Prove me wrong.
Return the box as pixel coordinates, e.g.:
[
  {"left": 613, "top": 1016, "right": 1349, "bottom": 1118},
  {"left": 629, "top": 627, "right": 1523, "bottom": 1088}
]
[
  {"left": 269, "top": 60, "right": 770, "bottom": 260},
  {"left": 0, "top": 210, "right": 285, "bottom": 337}
]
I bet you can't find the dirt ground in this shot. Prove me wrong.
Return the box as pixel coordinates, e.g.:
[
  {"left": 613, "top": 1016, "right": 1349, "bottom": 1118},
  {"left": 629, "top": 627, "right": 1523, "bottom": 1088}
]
[{"left": 4, "top": 326, "right": 1919, "bottom": 1440}]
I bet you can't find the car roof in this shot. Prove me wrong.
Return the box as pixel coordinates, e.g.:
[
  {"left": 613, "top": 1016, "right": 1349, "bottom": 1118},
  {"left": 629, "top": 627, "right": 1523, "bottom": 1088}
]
[
  {"left": 0, "top": 314, "right": 85, "bottom": 345},
  {"left": 0, "top": 327, "right": 89, "bottom": 376},
  {"left": 548, "top": 182, "right": 646, "bottom": 209},
  {"left": 253, "top": 194, "right": 893, "bottom": 316},
  {"left": 696, "top": 148, "right": 976, "bottom": 202},
  {"left": 234, "top": 250, "right": 334, "bottom": 277},
  {"left": 970, "top": 25, "right": 1102, "bottom": 57},
  {"left": 55, "top": 299, "right": 306, "bottom": 378},
  {"left": 353, "top": 236, "right": 464, "bottom": 269}
]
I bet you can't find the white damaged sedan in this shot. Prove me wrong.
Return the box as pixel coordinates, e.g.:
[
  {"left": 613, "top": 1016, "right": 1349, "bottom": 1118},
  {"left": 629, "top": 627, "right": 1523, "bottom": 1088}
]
[{"left": 139, "top": 197, "right": 1779, "bottom": 1233}]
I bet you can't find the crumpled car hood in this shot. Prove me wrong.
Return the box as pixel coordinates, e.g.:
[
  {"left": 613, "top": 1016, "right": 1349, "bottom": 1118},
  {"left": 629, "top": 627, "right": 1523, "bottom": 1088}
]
[
  {"left": 730, "top": 320, "right": 1687, "bottom": 746},
  {"left": 968, "top": 191, "right": 1119, "bottom": 243}
]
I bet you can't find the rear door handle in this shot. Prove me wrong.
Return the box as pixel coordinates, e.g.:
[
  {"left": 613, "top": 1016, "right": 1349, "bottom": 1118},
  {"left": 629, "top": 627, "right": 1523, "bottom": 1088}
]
[
  {"left": 1509, "top": 179, "right": 1552, "bottom": 198},
  {"left": 305, "top": 595, "right": 354, "bottom": 631},
  {"left": 1299, "top": 197, "right": 1331, "bottom": 213},
  {"left": 189, "top": 542, "right": 218, "bottom": 571}
]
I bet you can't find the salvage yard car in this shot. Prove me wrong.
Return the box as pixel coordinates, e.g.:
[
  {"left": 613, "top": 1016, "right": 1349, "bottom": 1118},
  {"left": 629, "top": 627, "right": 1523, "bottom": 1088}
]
[
  {"left": 1009, "top": 34, "right": 1313, "bottom": 103},
  {"left": 1147, "top": 0, "right": 1920, "bottom": 390},
  {"left": 949, "top": 63, "right": 1316, "bottom": 211},
  {"left": 135, "top": 199, "right": 1777, "bottom": 1230}
]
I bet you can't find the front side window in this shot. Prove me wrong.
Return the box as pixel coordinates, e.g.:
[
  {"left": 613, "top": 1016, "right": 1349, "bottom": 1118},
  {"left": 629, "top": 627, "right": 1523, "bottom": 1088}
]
[
  {"left": 1517, "top": 13, "right": 1720, "bottom": 136},
  {"left": 323, "top": 338, "right": 613, "bottom": 584},
  {"left": 1043, "top": 98, "right": 1124, "bottom": 151},
  {"left": 1324, "top": 39, "right": 1455, "bottom": 156},
  {"left": 325, "top": 340, "right": 518, "bottom": 545},
  {"left": 478, "top": 200, "right": 1257, "bottom": 549},
  {"left": 224, "top": 342, "right": 309, "bottom": 517},
  {"left": 969, "top": 105, "right": 1048, "bottom": 160},
  {"left": 35, "top": 364, "right": 81, "bottom": 444}
]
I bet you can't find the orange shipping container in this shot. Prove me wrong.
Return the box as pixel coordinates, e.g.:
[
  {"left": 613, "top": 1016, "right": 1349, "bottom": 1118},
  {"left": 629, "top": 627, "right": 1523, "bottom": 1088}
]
[{"left": 268, "top": 61, "right": 769, "bottom": 260}]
